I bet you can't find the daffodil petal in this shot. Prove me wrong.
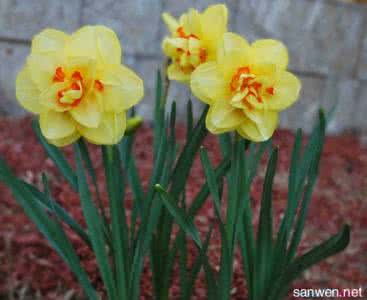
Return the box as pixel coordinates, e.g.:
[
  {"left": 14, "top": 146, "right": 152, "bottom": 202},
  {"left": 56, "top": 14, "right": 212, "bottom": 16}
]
[
  {"left": 250, "top": 39, "right": 289, "bottom": 70},
  {"left": 40, "top": 111, "right": 76, "bottom": 140},
  {"left": 162, "top": 13, "right": 179, "bottom": 34},
  {"left": 267, "top": 71, "right": 301, "bottom": 111},
  {"left": 190, "top": 62, "right": 227, "bottom": 104},
  {"left": 181, "top": 9, "right": 202, "bottom": 36},
  {"left": 48, "top": 131, "right": 80, "bottom": 147},
  {"left": 26, "top": 53, "right": 62, "bottom": 90},
  {"left": 31, "top": 29, "right": 69, "bottom": 54},
  {"left": 162, "top": 37, "right": 187, "bottom": 56},
  {"left": 68, "top": 25, "right": 122, "bottom": 66},
  {"left": 100, "top": 64, "right": 144, "bottom": 112},
  {"left": 16, "top": 66, "right": 42, "bottom": 114},
  {"left": 79, "top": 112, "right": 126, "bottom": 145},
  {"left": 206, "top": 100, "right": 245, "bottom": 134},
  {"left": 70, "top": 94, "right": 102, "bottom": 128},
  {"left": 238, "top": 110, "right": 278, "bottom": 141},
  {"left": 202, "top": 4, "right": 228, "bottom": 47},
  {"left": 217, "top": 32, "right": 250, "bottom": 80},
  {"left": 167, "top": 63, "right": 191, "bottom": 83}
]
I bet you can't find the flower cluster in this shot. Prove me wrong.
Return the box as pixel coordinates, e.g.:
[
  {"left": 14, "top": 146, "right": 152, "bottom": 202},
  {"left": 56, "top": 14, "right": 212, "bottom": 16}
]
[
  {"left": 16, "top": 26, "right": 144, "bottom": 146},
  {"left": 16, "top": 3, "right": 300, "bottom": 146},
  {"left": 162, "top": 4, "right": 301, "bottom": 141}
]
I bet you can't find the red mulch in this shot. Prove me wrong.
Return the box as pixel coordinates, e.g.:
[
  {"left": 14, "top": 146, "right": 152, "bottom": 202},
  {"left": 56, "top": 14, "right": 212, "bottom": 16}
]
[{"left": 0, "top": 116, "right": 366, "bottom": 299}]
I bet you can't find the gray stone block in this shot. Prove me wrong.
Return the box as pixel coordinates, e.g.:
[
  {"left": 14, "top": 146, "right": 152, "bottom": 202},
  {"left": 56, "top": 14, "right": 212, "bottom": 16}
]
[
  {"left": 0, "top": 42, "right": 29, "bottom": 116},
  {"left": 0, "top": 0, "right": 82, "bottom": 40},
  {"left": 358, "top": 29, "right": 367, "bottom": 80},
  {"left": 355, "top": 81, "right": 367, "bottom": 130},
  {"left": 235, "top": 0, "right": 366, "bottom": 77},
  {"left": 81, "top": 0, "right": 162, "bottom": 55}
]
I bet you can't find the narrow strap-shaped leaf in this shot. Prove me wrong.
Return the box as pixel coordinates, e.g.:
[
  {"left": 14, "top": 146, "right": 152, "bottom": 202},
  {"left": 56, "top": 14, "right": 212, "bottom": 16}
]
[
  {"left": 199, "top": 148, "right": 222, "bottom": 220},
  {"left": 188, "top": 158, "right": 230, "bottom": 218},
  {"left": 272, "top": 129, "right": 303, "bottom": 275},
  {"left": 73, "top": 144, "right": 117, "bottom": 300},
  {"left": 255, "top": 148, "right": 278, "bottom": 299},
  {"left": 78, "top": 139, "right": 111, "bottom": 247},
  {"left": 170, "top": 105, "right": 208, "bottom": 197},
  {"left": 102, "top": 145, "right": 129, "bottom": 300},
  {"left": 270, "top": 225, "right": 350, "bottom": 300},
  {"left": 218, "top": 133, "right": 232, "bottom": 159},
  {"left": 0, "top": 158, "right": 98, "bottom": 300},
  {"left": 186, "top": 99, "right": 194, "bottom": 140},
  {"left": 287, "top": 112, "right": 326, "bottom": 262},
  {"left": 32, "top": 119, "right": 77, "bottom": 189},
  {"left": 153, "top": 70, "right": 165, "bottom": 160},
  {"left": 185, "top": 226, "right": 214, "bottom": 300},
  {"left": 21, "top": 181, "right": 91, "bottom": 247},
  {"left": 155, "top": 184, "right": 202, "bottom": 248}
]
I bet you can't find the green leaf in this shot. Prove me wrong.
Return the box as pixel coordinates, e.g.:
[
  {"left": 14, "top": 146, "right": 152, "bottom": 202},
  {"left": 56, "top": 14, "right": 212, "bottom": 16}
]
[
  {"left": 199, "top": 148, "right": 222, "bottom": 220},
  {"left": 21, "top": 181, "right": 91, "bottom": 247},
  {"left": 188, "top": 158, "right": 230, "bottom": 218},
  {"left": 32, "top": 119, "right": 77, "bottom": 189},
  {"left": 273, "top": 129, "right": 303, "bottom": 271},
  {"left": 102, "top": 145, "right": 129, "bottom": 300},
  {"left": 74, "top": 143, "right": 117, "bottom": 300},
  {"left": 186, "top": 99, "right": 194, "bottom": 140},
  {"left": 185, "top": 226, "right": 214, "bottom": 300},
  {"left": 170, "top": 105, "right": 208, "bottom": 198},
  {"left": 0, "top": 158, "right": 98, "bottom": 300},
  {"left": 255, "top": 148, "right": 278, "bottom": 299},
  {"left": 155, "top": 184, "right": 202, "bottom": 249},
  {"left": 270, "top": 225, "right": 350, "bottom": 300},
  {"left": 287, "top": 111, "right": 326, "bottom": 261}
]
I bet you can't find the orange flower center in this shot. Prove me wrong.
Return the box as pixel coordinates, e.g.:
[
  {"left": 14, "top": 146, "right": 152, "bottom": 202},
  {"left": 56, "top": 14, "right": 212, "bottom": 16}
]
[
  {"left": 174, "top": 26, "right": 207, "bottom": 73},
  {"left": 229, "top": 67, "right": 275, "bottom": 110},
  {"left": 52, "top": 67, "right": 104, "bottom": 109}
]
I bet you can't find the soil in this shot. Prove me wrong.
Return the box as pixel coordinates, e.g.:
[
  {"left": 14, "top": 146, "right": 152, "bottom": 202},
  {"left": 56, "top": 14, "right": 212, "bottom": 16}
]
[{"left": 0, "top": 116, "right": 366, "bottom": 300}]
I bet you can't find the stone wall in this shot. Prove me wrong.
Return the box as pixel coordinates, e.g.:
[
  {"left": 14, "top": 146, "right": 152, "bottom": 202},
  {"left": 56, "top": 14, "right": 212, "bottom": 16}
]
[{"left": 0, "top": 0, "right": 366, "bottom": 133}]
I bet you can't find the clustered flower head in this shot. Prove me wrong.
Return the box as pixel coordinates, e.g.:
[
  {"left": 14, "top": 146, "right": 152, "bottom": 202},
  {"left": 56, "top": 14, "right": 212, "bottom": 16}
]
[
  {"left": 162, "top": 4, "right": 301, "bottom": 141},
  {"left": 162, "top": 4, "right": 228, "bottom": 83},
  {"left": 16, "top": 25, "right": 144, "bottom": 146},
  {"left": 16, "top": 3, "right": 301, "bottom": 146}
]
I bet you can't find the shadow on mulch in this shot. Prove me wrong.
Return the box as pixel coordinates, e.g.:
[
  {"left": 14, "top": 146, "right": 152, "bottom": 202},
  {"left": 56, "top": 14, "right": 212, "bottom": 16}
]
[{"left": 0, "top": 116, "right": 366, "bottom": 300}]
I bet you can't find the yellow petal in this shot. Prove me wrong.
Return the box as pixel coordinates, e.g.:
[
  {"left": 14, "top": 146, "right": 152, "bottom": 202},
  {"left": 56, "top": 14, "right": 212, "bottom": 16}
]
[
  {"left": 40, "top": 111, "right": 76, "bottom": 140},
  {"left": 68, "top": 25, "right": 122, "bottom": 66},
  {"left": 181, "top": 9, "right": 201, "bottom": 36},
  {"left": 167, "top": 63, "right": 191, "bottom": 83},
  {"left": 16, "top": 66, "right": 42, "bottom": 114},
  {"left": 267, "top": 71, "right": 301, "bottom": 111},
  {"left": 162, "top": 13, "right": 179, "bottom": 34},
  {"left": 162, "top": 37, "right": 187, "bottom": 57},
  {"left": 217, "top": 32, "right": 250, "bottom": 80},
  {"left": 238, "top": 110, "right": 278, "bottom": 141},
  {"left": 70, "top": 94, "right": 102, "bottom": 128},
  {"left": 250, "top": 39, "right": 289, "bottom": 70},
  {"left": 201, "top": 4, "right": 228, "bottom": 49},
  {"left": 31, "top": 29, "right": 69, "bottom": 54},
  {"left": 26, "top": 53, "right": 62, "bottom": 90},
  {"left": 79, "top": 112, "right": 126, "bottom": 145},
  {"left": 48, "top": 131, "right": 80, "bottom": 147},
  {"left": 190, "top": 62, "right": 227, "bottom": 104},
  {"left": 206, "top": 100, "right": 245, "bottom": 134},
  {"left": 100, "top": 64, "right": 144, "bottom": 112},
  {"left": 39, "top": 82, "right": 71, "bottom": 112}
]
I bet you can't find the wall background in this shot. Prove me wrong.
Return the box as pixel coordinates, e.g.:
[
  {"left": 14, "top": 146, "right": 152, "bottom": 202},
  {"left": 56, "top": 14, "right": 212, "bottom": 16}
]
[{"left": 0, "top": 0, "right": 366, "bottom": 133}]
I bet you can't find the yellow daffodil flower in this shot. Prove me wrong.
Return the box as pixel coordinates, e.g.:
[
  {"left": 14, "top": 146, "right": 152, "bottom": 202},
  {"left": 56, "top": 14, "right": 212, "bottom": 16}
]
[
  {"left": 191, "top": 32, "right": 301, "bottom": 141},
  {"left": 162, "top": 4, "right": 228, "bottom": 83},
  {"left": 16, "top": 26, "right": 144, "bottom": 146}
]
